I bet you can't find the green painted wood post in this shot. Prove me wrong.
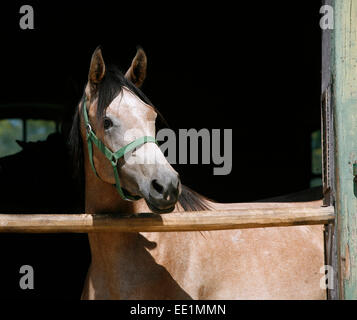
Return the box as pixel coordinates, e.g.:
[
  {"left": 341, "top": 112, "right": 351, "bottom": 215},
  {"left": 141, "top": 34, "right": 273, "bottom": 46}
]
[{"left": 333, "top": 0, "right": 357, "bottom": 299}]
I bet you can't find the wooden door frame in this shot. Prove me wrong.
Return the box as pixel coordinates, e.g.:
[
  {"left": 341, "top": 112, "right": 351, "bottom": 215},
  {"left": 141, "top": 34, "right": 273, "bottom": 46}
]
[{"left": 323, "top": 0, "right": 357, "bottom": 300}]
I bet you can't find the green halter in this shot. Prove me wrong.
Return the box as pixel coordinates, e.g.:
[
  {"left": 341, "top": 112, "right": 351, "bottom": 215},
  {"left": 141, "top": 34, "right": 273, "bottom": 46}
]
[{"left": 82, "top": 98, "right": 158, "bottom": 201}]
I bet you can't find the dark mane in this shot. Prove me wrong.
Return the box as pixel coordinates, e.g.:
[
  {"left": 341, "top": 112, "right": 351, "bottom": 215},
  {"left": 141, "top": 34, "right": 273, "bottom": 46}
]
[
  {"left": 68, "top": 64, "right": 212, "bottom": 212},
  {"left": 178, "top": 185, "right": 213, "bottom": 211}
]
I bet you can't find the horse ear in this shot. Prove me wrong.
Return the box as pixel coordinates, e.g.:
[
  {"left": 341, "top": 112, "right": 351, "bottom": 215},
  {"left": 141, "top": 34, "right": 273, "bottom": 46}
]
[
  {"left": 125, "top": 47, "right": 147, "bottom": 88},
  {"left": 88, "top": 46, "right": 106, "bottom": 87}
]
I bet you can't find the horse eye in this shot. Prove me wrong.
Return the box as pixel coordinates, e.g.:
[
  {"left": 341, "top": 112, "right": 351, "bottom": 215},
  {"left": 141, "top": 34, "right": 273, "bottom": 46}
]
[{"left": 103, "top": 118, "right": 113, "bottom": 130}]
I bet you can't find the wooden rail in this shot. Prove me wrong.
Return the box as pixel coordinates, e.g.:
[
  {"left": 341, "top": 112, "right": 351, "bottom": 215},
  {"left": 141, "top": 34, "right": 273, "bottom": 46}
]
[{"left": 0, "top": 205, "right": 335, "bottom": 233}]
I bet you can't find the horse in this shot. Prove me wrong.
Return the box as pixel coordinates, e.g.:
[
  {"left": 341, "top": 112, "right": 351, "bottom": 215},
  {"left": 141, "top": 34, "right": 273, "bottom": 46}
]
[
  {"left": 0, "top": 133, "right": 90, "bottom": 299},
  {"left": 0, "top": 132, "right": 83, "bottom": 214},
  {"left": 69, "top": 47, "right": 326, "bottom": 300}
]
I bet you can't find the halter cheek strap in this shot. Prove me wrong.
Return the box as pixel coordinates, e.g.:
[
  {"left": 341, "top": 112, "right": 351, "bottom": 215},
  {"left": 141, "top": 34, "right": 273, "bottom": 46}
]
[{"left": 82, "top": 98, "right": 158, "bottom": 201}]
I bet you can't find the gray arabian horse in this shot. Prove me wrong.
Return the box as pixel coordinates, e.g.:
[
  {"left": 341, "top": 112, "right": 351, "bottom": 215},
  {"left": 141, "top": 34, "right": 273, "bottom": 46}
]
[{"left": 69, "top": 47, "right": 325, "bottom": 300}]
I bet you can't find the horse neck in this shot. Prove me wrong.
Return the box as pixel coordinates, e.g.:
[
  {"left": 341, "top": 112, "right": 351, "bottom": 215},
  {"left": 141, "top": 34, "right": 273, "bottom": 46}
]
[
  {"left": 83, "top": 138, "right": 140, "bottom": 214},
  {"left": 83, "top": 151, "right": 153, "bottom": 298},
  {"left": 84, "top": 167, "right": 129, "bottom": 214}
]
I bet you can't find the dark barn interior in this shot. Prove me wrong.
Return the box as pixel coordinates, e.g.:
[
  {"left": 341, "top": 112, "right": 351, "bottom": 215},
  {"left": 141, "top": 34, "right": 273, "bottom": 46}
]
[{"left": 0, "top": 2, "right": 322, "bottom": 298}]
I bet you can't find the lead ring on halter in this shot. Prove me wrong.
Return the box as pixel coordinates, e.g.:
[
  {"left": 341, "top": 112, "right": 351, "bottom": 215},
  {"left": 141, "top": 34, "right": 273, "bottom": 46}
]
[{"left": 82, "top": 97, "right": 158, "bottom": 201}]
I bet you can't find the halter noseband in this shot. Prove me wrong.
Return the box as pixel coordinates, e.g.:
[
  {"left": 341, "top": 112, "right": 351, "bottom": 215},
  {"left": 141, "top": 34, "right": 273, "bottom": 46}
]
[{"left": 82, "top": 97, "right": 158, "bottom": 201}]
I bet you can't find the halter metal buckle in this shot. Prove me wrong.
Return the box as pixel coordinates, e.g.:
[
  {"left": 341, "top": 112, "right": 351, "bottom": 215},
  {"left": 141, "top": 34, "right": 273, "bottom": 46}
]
[
  {"left": 111, "top": 155, "right": 118, "bottom": 166},
  {"left": 86, "top": 124, "right": 92, "bottom": 136}
]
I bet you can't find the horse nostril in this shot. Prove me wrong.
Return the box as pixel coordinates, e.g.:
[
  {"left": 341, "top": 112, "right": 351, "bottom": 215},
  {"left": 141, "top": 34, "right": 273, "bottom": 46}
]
[{"left": 152, "top": 179, "right": 164, "bottom": 194}]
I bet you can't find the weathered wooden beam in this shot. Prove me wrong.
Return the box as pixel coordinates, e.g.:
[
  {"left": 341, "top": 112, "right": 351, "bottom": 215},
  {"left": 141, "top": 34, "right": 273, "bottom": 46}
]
[
  {"left": 0, "top": 206, "right": 334, "bottom": 233},
  {"left": 332, "top": 0, "right": 357, "bottom": 300},
  {"left": 321, "top": 0, "right": 338, "bottom": 300}
]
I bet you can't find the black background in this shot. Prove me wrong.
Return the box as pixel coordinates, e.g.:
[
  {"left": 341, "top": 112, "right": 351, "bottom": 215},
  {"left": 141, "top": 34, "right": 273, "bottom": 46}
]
[{"left": 0, "top": 1, "right": 322, "bottom": 299}]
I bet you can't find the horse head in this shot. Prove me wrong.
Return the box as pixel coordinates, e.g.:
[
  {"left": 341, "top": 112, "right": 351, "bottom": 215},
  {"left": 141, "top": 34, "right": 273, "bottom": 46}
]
[{"left": 79, "top": 47, "right": 181, "bottom": 213}]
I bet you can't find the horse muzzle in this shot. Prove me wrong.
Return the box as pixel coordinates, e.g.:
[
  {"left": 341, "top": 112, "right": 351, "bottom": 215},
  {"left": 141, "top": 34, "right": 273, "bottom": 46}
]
[{"left": 146, "top": 173, "right": 181, "bottom": 214}]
